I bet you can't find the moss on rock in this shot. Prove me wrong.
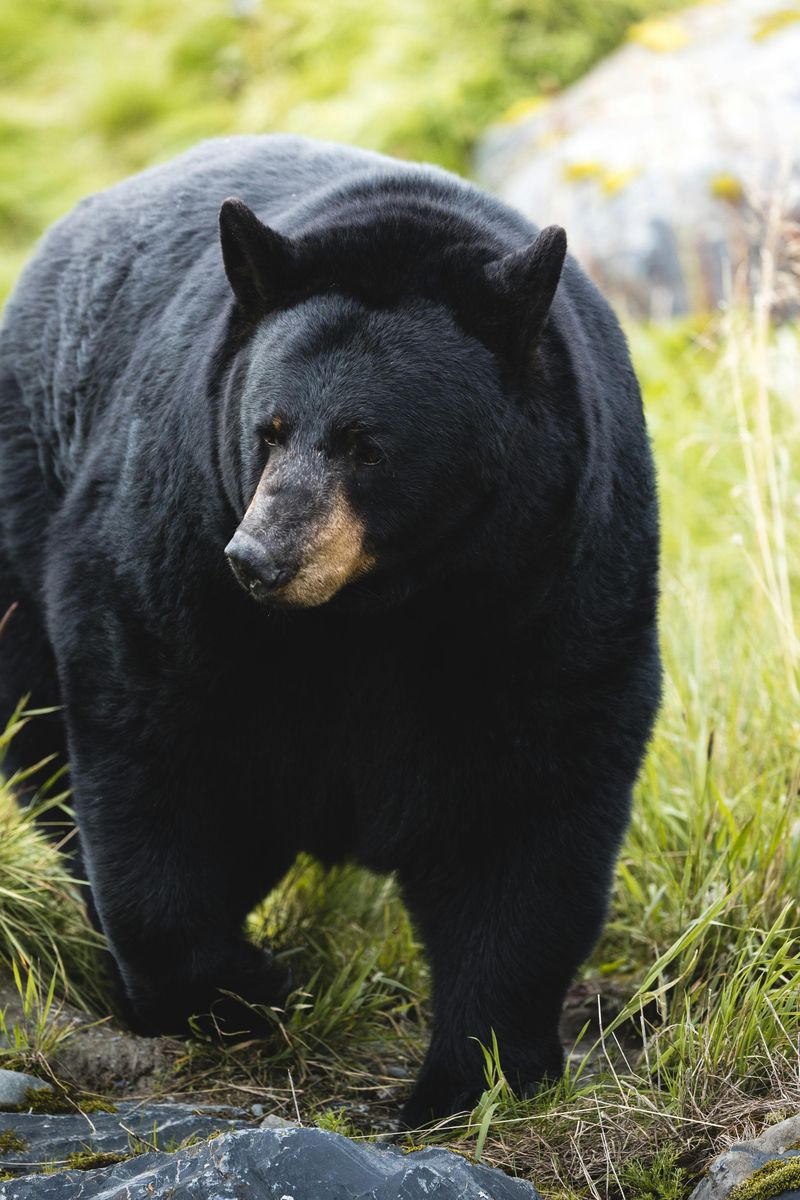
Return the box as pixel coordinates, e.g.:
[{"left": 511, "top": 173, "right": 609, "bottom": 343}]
[
  {"left": 64, "top": 1149, "right": 127, "bottom": 1171},
  {"left": 11, "top": 1088, "right": 117, "bottom": 1115},
  {"left": 729, "top": 1156, "right": 800, "bottom": 1200},
  {"left": 0, "top": 1129, "right": 28, "bottom": 1154}
]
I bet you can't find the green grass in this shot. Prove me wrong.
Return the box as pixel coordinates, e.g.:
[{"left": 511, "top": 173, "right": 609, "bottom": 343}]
[
  {"left": 1, "top": 3, "right": 798, "bottom": 1193},
  {"left": 2, "top": 292, "right": 797, "bottom": 1197},
  {"left": 0, "top": 0, "right": 682, "bottom": 300},
  {"left": 0, "top": 708, "right": 105, "bottom": 1015},
  {"left": 452, "top": 297, "right": 800, "bottom": 1193}
]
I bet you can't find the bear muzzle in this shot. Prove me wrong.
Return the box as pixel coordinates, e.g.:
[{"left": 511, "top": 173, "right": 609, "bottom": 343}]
[{"left": 226, "top": 483, "right": 376, "bottom": 608}]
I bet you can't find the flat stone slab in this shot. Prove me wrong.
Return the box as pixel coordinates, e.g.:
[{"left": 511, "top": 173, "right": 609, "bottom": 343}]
[
  {"left": 0, "top": 1123, "right": 541, "bottom": 1199},
  {"left": 0, "top": 1101, "right": 250, "bottom": 1175}
]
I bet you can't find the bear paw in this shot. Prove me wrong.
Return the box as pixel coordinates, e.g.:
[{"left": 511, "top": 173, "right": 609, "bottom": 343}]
[
  {"left": 401, "top": 1041, "right": 564, "bottom": 1128},
  {"left": 120, "top": 940, "right": 294, "bottom": 1040}
]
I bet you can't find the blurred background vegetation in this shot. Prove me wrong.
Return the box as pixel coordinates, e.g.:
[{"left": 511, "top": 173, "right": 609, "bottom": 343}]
[
  {"left": 0, "top": 0, "right": 682, "bottom": 300},
  {"left": 1, "top": 1, "right": 798, "bottom": 1194}
]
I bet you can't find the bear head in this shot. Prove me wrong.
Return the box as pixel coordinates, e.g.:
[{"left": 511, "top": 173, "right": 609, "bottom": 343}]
[{"left": 217, "top": 193, "right": 573, "bottom": 612}]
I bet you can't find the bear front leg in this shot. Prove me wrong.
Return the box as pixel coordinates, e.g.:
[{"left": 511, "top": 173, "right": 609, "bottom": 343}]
[
  {"left": 66, "top": 726, "right": 292, "bottom": 1038},
  {"left": 399, "top": 798, "right": 628, "bottom": 1127}
]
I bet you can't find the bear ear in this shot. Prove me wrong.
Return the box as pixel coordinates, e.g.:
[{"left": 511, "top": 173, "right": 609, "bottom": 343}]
[
  {"left": 483, "top": 225, "right": 567, "bottom": 358},
  {"left": 218, "top": 197, "right": 296, "bottom": 317}
]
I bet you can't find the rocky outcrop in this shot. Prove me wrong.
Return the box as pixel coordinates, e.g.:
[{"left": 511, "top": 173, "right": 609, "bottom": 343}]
[
  {"left": 689, "top": 1114, "right": 800, "bottom": 1200},
  {"left": 476, "top": 0, "right": 800, "bottom": 316},
  {"left": 0, "top": 1121, "right": 541, "bottom": 1199}
]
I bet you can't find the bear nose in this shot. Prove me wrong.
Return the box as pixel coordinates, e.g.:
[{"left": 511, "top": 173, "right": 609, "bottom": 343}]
[{"left": 225, "top": 532, "right": 294, "bottom": 594}]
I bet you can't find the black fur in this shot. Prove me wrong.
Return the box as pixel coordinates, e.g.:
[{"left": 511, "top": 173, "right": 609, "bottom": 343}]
[{"left": 0, "top": 135, "right": 660, "bottom": 1125}]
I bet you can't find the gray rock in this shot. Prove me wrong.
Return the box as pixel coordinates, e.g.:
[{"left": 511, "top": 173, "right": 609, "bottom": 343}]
[
  {"left": 689, "top": 1113, "right": 800, "bottom": 1200},
  {"left": 0, "top": 1123, "right": 542, "bottom": 1199},
  {"left": 385, "top": 1065, "right": 409, "bottom": 1079},
  {"left": 475, "top": 0, "right": 800, "bottom": 317},
  {"left": 0, "top": 1100, "right": 250, "bottom": 1174},
  {"left": 0, "top": 1072, "right": 52, "bottom": 1110},
  {"left": 259, "top": 1113, "right": 296, "bottom": 1129}
]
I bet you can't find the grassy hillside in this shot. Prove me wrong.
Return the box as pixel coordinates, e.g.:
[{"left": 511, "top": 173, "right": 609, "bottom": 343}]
[
  {"left": 1, "top": 1, "right": 798, "bottom": 1196},
  {"left": 0, "top": 0, "right": 681, "bottom": 300},
  {"left": 2, "top": 298, "right": 797, "bottom": 1196}
]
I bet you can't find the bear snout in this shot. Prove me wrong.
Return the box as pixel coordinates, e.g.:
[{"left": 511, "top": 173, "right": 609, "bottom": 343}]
[{"left": 225, "top": 529, "right": 297, "bottom": 600}]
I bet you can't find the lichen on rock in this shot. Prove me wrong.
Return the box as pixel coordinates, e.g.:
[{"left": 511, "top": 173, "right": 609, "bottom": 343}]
[{"left": 728, "top": 1156, "right": 800, "bottom": 1200}]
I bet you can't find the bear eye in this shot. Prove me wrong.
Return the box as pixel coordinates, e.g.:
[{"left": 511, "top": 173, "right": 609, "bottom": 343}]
[
  {"left": 262, "top": 417, "right": 286, "bottom": 448},
  {"left": 355, "top": 440, "right": 384, "bottom": 467},
  {"left": 344, "top": 430, "right": 384, "bottom": 467}
]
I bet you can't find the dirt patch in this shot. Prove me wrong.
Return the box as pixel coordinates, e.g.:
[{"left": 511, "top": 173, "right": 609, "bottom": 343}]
[{"left": 0, "top": 974, "right": 180, "bottom": 1097}]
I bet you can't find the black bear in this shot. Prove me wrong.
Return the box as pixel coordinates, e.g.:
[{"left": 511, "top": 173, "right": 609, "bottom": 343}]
[{"left": 0, "top": 135, "right": 660, "bottom": 1126}]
